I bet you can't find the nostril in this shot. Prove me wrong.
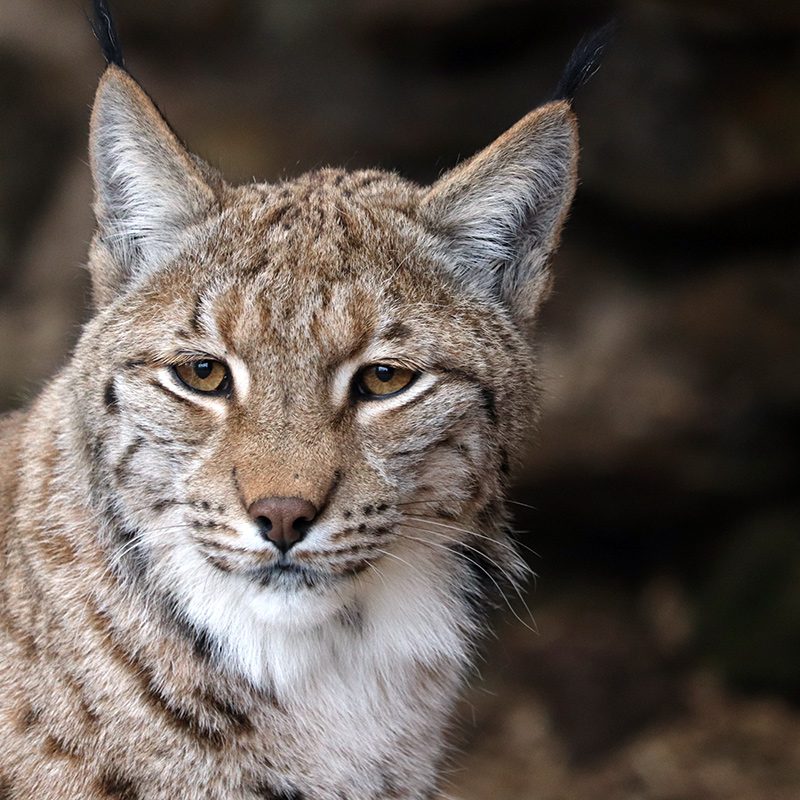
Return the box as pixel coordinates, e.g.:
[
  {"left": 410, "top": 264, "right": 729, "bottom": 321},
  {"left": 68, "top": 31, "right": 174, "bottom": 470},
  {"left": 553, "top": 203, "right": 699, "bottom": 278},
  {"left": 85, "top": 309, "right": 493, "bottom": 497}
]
[
  {"left": 294, "top": 517, "right": 312, "bottom": 535},
  {"left": 255, "top": 516, "right": 273, "bottom": 536}
]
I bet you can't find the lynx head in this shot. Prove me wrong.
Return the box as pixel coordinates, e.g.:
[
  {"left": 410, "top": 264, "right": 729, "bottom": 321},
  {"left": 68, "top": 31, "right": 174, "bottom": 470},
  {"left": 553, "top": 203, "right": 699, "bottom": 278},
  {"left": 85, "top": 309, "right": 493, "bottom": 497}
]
[{"left": 69, "top": 8, "right": 598, "bottom": 685}]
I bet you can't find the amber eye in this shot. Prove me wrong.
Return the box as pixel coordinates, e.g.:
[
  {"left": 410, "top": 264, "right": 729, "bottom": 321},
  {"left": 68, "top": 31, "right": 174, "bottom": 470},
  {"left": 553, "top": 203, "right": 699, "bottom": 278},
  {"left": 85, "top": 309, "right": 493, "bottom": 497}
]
[
  {"left": 173, "top": 360, "right": 231, "bottom": 395},
  {"left": 355, "top": 364, "right": 417, "bottom": 399}
]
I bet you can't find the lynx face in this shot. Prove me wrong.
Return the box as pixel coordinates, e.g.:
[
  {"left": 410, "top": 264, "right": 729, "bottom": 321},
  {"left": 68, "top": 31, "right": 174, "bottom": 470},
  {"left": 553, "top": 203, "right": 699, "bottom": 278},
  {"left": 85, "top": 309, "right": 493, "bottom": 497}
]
[
  {"left": 72, "top": 67, "right": 576, "bottom": 684},
  {"left": 0, "top": 8, "right": 611, "bottom": 794}
]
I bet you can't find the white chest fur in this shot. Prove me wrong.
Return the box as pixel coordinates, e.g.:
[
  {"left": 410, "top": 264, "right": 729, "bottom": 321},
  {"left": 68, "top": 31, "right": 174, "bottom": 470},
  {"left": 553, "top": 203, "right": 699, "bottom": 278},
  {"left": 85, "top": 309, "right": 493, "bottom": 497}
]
[{"left": 163, "top": 537, "right": 471, "bottom": 789}]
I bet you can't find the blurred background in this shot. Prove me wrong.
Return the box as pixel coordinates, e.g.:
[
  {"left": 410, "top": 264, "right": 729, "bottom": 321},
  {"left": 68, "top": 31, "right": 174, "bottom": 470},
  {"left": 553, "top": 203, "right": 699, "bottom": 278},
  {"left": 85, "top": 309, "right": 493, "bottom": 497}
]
[{"left": 1, "top": 0, "right": 798, "bottom": 796}]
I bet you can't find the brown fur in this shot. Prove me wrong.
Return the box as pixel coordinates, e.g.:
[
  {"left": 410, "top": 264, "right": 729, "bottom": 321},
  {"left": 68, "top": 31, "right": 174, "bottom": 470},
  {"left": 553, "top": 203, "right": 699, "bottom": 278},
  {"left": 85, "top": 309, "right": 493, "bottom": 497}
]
[{"left": 0, "top": 59, "right": 578, "bottom": 799}]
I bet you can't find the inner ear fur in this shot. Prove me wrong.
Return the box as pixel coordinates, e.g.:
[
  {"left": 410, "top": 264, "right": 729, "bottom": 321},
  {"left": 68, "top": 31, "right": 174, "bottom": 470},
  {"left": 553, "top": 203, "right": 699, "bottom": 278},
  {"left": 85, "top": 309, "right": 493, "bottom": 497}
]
[
  {"left": 421, "top": 101, "right": 578, "bottom": 326},
  {"left": 88, "top": 66, "right": 221, "bottom": 307}
]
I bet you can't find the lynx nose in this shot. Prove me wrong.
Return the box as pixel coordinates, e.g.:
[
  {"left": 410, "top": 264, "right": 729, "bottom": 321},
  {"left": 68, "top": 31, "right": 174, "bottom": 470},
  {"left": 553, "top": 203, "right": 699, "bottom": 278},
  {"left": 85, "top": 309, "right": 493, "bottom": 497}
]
[{"left": 248, "top": 497, "right": 317, "bottom": 553}]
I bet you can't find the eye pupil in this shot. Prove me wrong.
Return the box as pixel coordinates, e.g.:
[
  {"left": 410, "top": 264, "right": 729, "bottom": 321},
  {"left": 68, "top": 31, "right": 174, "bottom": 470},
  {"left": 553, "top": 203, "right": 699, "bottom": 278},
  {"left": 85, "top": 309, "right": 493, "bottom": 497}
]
[
  {"left": 375, "top": 365, "right": 394, "bottom": 383},
  {"left": 194, "top": 361, "right": 213, "bottom": 379}
]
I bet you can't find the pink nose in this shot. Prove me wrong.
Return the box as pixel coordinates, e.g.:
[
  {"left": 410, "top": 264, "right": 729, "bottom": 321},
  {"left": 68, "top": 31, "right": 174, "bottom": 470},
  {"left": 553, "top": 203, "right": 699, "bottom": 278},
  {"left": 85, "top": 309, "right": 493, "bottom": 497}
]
[{"left": 247, "top": 496, "right": 317, "bottom": 553}]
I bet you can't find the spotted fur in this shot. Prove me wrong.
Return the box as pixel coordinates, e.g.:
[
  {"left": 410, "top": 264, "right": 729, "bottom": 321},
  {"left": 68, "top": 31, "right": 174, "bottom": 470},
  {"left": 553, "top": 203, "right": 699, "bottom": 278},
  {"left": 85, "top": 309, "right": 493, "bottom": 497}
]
[{"left": 0, "top": 19, "right": 584, "bottom": 800}]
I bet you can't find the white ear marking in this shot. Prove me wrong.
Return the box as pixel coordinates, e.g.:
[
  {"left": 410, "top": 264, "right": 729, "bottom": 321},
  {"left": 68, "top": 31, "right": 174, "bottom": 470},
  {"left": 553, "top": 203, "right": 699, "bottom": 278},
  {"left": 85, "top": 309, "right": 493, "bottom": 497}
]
[
  {"left": 422, "top": 101, "right": 578, "bottom": 322},
  {"left": 89, "top": 67, "right": 218, "bottom": 300}
]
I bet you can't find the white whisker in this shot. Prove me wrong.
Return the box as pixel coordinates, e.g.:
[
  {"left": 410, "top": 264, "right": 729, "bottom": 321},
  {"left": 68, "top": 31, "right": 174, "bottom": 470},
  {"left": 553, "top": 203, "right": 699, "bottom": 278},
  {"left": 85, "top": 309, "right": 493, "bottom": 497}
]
[{"left": 396, "top": 527, "right": 538, "bottom": 635}]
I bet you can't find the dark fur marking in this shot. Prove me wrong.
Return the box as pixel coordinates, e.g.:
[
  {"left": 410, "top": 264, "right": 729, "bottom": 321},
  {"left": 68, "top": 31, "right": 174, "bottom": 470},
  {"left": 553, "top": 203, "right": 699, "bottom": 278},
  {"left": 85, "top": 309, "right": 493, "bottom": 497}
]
[
  {"left": 189, "top": 294, "right": 203, "bottom": 335},
  {"left": 319, "top": 470, "right": 342, "bottom": 515},
  {"left": 144, "top": 677, "right": 226, "bottom": 748},
  {"left": 89, "top": 435, "right": 105, "bottom": 477},
  {"left": 167, "top": 603, "right": 217, "bottom": 663},
  {"left": 202, "top": 552, "right": 233, "bottom": 573},
  {"left": 449, "top": 539, "right": 506, "bottom": 615},
  {"left": 499, "top": 449, "right": 510, "bottom": 476},
  {"left": 148, "top": 379, "right": 199, "bottom": 409},
  {"left": 60, "top": 671, "right": 101, "bottom": 727},
  {"left": 196, "top": 538, "right": 242, "bottom": 556},
  {"left": 231, "top": 466, "right": 243, "bottom": 501},
  {"left": 104, "top": 379, "right": 119, "bottom": 413},
  {"left": 338, "top": 602, "right": 364, "bottom": 634},
  {"left": 113, "top": 436, "right": 143, "bottom": 483},
  {"left": 44, "top": 733, "right": 81, "bottom": 759},
  {"left": 326, "top": 525, "right": 349, "bottom": 541},
  {"left": 253, "top": 783, "right": 304, "bottom": 800},
  {"left": 3, "top": 611, "right": 37, "bottom": 657},
  {"left": 97, "top": 768, "right": 140, "bottom": 800},
  {"left": 480, "top": 387, "right": 498, "bottom": 425},
  {"left": 355, "top": 174, "right": 382, "bottom": 189},
  {"left": 197, "top": 691, "right": 253, "bottom": 734},
  {"left": 151, "top": 498, "right": 180, "bottom": 513},
  {"left": 193, "top": 518, "right": 223, "bottom": 531},
  {"left": 0, "top": 777, "right": 12, "bottom": 800},
  {"left": 91, "top": 0, "right": 125, "bottom": 69},
  {"left": 88, "top": 606, "right": 227, "bottom": 749},
  {"left": 274, "top": 204, "right": 299, "bottom": 229},
  {"left": 380, "top": 769, "right": 408, "bottom": 798},
  {"left": 333, "top": 204, "right": 364, "bottom": 251},
  {"left": 381, "top": 321, "right": 411, "bottom": 342},
  {"left": 390, "top": 426, "right": 461, "bottom": 460},
  {"left": 16, "top": 703, "right": 41, "bottom": 732},
  {"left": 390, "top": 448, "right": 424, "bottom": 459},
  {"left": 105, "top": 504, "right": 149, "bottom": 578},
  {"left": 552, "top": 21, "right": 616, "bottom": 101},
  {"left": 123, "top": 358, "right": 148, "bottom": 370},
  {"left": 40, "top": 532, "right": 78, "bottom": 567},
  {"left": 341, "top": 559, "right": 370, "bottom": 576}
]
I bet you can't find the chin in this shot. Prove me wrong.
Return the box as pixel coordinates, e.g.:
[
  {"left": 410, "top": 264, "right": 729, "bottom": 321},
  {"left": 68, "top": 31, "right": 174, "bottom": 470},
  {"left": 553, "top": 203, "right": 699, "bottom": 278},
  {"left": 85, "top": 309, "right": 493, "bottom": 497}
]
[
  {"left": 166, "top": 545, "right": 355, "bottom": 657},
  {"left": 246, "top": 570, "right": 358, "bottom": 630}
]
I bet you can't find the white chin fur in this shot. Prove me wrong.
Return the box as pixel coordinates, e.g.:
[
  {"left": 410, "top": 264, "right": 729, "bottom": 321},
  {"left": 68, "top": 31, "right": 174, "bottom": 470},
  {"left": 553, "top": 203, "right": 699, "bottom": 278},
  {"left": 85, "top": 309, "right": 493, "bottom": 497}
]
[
  {"left": 248, "top": 578, "right": 357, "bottom": 629},
  {"left": 158, "top": 534, "right": 471, "bottom": 698}
]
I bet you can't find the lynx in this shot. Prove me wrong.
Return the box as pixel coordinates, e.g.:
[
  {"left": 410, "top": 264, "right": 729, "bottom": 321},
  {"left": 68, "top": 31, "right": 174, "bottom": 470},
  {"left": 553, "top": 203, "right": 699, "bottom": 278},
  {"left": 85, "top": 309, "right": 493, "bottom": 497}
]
[{"left": 0, "top": 3, "right": 608, "bottom": 798}]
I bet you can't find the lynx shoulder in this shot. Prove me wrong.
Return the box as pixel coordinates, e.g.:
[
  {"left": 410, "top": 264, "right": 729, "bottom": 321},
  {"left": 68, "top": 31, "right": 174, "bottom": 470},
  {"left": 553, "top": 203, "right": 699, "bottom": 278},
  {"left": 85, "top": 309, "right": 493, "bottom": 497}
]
[{"left": 0, "top": 3, "right": 609, "bottom": 798}]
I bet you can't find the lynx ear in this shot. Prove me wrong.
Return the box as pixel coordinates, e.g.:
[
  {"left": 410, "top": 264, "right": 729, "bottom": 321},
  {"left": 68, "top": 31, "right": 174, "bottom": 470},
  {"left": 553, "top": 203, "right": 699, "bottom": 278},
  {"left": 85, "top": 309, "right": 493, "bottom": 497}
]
[
  {"left": 89, "top": 66, "right": 218, "bottom": 304},
  {"left": 421, "top": 101, "right": 578, "bottom": 324}
]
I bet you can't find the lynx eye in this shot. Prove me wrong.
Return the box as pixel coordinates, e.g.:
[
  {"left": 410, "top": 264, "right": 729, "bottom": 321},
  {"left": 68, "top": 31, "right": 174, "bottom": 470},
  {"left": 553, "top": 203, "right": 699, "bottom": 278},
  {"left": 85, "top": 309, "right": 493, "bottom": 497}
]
[
  {"left": 173, "top": 360, "right": 231, "bottom": 395},
  {"left": 355, "top": 364, "right": 417, "bottom": 399}
]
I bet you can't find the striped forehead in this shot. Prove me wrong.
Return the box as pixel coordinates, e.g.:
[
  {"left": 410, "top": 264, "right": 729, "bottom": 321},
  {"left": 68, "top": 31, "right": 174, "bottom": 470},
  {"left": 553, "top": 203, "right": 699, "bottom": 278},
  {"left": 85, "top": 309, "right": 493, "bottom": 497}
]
[
  {"left": 189, "top": 269, "right": 398, "bottom": 368},
  {"left": 162, "top": 171, "right": 491, "bottom": 376},
  {"left": 187, "top": 194, "right": 428, "bottom": 360}
]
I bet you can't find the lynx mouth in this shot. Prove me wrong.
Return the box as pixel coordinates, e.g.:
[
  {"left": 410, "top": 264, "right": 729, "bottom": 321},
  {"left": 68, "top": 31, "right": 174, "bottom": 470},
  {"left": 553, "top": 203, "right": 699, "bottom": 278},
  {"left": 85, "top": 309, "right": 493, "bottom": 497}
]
[{"left": 248, "top": 560, "right": 328, "bottom": 590}]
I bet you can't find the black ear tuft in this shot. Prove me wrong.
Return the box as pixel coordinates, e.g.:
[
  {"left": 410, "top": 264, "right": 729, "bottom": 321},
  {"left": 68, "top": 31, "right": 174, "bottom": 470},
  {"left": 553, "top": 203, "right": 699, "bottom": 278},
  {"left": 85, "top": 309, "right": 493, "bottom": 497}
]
[
  {"left": 552, "top": 21, "right": 616, "bottom": 102},
  {"left": 91, "top": 0, "right": 125, "bottom": 69}
]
